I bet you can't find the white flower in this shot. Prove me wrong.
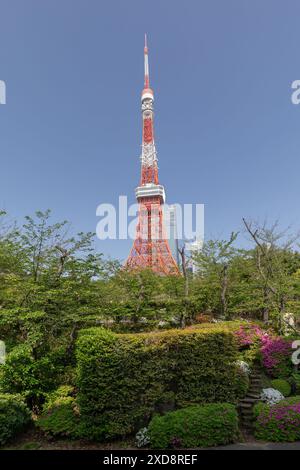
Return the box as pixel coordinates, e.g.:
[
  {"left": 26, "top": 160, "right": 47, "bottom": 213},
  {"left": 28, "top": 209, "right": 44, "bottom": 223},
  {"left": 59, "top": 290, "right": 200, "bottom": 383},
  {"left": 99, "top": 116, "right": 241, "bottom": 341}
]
[
  {"left": 236, "top": 360, "right": 251, "bottom": 375},
  {"left": 135, "top": 427, "right": 150, "bottom": 448},
  {"left": 260, "top": 388, "right": 284, "bottom": 406}
]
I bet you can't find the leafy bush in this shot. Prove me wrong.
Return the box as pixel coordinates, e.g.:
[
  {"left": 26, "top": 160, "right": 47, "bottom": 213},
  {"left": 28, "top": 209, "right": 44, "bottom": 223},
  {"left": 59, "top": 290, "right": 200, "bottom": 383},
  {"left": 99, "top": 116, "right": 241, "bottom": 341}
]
[
  {"left": 280, "top": 395, "right": 300, "bottom": 405},
  {"left": 234, "top": 325, "right": 294, "bottom": 378},
  {"left": 235, "top": 324, "right": 266, "bottom": 347},
  {"left": 290, "top": 372, "right": 300, "bottom": 394},
  {"left": 260, "top": 388, "right": 284, "bottom": 405},
  {"left": 36, "top": 386, "right": 79, "bottom": 438},
  {"left": 234, "top": 324, "right": 266, "bottom": 365},
  {"left": 135, "top": 427, "right": 150, "bottom": 448},
  {"left": 0, "top": 344, "right": 61, "bottom": 406},
  {"left": 148, "top": 404, "right": 239, "bottom": 448},
  {"left": 0, "top": 393, "right": 31, "bottom": 445},
  {"left": 260, "top": 337, "right": 293, "bottom": 378},
  {"left": 234, "top": 369, "right": 249, "bottom": 399},
  {"left": 236, "top": 360, "right": 251, "bottom": 375},
  {"left": 42, "top": 385, "right": 75, "bottom": 412},
  {"left": 0, "top": 309, "right": 46, "bottom": 350},
  {"left": 254, "top": 398, "right": 300, "bottom": 442},
  {"left": 76, "top": 324, "right": 239, "bottom": 440},
  {"left": 36, "top": 397, "right": 79, "bottom": 438},
  {"left": 270, "top": 379, "right": 291, "bottom": 397}
]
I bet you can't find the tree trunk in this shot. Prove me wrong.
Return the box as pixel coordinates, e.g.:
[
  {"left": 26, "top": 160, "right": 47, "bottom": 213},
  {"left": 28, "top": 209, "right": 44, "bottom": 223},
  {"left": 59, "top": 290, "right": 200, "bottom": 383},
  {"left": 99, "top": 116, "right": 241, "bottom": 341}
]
[
  {"left": 221, "top": 265, "right": 228, "bottom": 319},
  {"left": 178, "top": 246, "right": 189, "bottom": 328}
]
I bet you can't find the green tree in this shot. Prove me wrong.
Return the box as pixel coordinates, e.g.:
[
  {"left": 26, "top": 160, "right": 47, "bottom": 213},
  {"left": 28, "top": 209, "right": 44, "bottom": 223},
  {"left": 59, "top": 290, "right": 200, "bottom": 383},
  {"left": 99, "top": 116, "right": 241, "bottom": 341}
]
[
  {"left": 243, "top": 219, "right": 300, "bottom": 326},
  {"left": 192, "top": 233, "right": 238, "bottom": 319}
]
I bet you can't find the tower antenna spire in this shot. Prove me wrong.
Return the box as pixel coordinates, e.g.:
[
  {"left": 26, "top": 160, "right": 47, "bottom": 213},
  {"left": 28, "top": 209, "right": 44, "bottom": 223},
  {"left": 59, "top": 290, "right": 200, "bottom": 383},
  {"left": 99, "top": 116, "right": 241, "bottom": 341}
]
[{"left": 144, "top": 33, "right": 150, "bottom": 88}]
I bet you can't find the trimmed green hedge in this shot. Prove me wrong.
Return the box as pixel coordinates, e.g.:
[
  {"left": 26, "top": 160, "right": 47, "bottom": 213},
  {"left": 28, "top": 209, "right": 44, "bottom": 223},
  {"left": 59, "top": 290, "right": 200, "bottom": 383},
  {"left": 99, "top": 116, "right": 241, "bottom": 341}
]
[
  {"left": 148, "top": 404, "right": 239, "bottom": 448},
  {"left": 0, "top": 393, "right": 31, "bottom": 446},
  {"left": 271, "top": 379, "right": 291, "bottom": 397},
  {"left": 76, "top": 324, "right": 239, "bottom": 440}
]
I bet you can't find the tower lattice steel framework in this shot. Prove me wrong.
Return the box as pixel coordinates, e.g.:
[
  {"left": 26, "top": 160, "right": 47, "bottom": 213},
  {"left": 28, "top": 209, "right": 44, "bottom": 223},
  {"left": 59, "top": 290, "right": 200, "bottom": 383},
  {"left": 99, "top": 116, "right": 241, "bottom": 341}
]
[{"left": 125, "top": 36, "right": 179, "bottom": 275}]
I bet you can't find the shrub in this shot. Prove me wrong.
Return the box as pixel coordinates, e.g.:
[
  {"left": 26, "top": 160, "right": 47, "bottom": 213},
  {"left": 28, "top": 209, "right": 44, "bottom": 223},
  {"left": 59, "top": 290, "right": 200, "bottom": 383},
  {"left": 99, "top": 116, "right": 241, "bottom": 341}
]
[
  {"left": 260, "top": 337, "right": 293, "bottom": 378},
  {"left": 0, "top": 344, "right": 62, "bottom": 406},
  {"left": 234, "top": 323, "right": 267, "bottom": 365},
  {"left": 236, "top": 360, "right": 251, "bottom": 375},
  {"left": 254, "top": 399, "right": 300, "bottom": 442},
  {"left": 42, "top": 385, "right": 74, "bottom": 412},
  {"left": 260, "top": 388, "right": 284, "bottom": 406},
  {"left": 234, "top": 369, "right": 249, "bottom": 399},
  {"left": 0, "top": 309, "right": 46, "bottom": 350},
  {"left": 290, "top": 372, "right": 300, "bottom": 394},
  {"left": 148, "top": 404, "right": 239, "bottom": 448},
  {"left": 0, "top": 393, "right": 31, "bottom": 446},
  {"left": 270, "top": 379, "right": 291, "bottom": 397},
  {"left": 234, "top": 324, "right": 266, "bottom": 348},
  {"left": 280, "top": 395, "right": 300, "bottom": 406},
  {"left": 234, "top": 325, "right": 294, "bottom": 378},
  {"left": 135, "top": 427, "right": 150, "bottom": 448},
  {"left": 253, "top": 401, "right": 267, "bottom": 418},
  {"left": 76, "top": 324, "right": 239, "bottom": 440},
  {"left": 36, "top": 386, "right": 79, "bottom": 438}
]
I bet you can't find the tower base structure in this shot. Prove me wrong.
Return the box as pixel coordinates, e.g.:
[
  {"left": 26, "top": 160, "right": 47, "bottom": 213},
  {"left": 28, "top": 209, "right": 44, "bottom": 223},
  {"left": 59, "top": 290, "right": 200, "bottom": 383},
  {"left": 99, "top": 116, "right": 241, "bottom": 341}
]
[{"left": 126, "top": 189, "right": 179, "bottom": 276}]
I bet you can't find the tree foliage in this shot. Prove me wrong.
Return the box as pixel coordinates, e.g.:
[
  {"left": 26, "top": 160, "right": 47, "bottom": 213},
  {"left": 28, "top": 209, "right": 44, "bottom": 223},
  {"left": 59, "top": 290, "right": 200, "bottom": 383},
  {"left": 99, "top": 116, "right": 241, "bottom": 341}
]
[{"left": 0, "top": 209, "right": 300, "bottom": 407}]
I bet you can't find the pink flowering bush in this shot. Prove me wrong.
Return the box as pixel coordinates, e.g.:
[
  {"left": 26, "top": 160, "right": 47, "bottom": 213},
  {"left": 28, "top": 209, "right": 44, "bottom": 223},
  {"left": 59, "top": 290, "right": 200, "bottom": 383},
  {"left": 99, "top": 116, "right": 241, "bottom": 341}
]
[
  {"left": 260, "top": 336, "right": 293, "bottom": 378},
  {"left": 234, "top": 324, "right": 293, "bottom": 377},
  {"left": 234, "top": 324, "right": 266, "bottom": 348},
  {"left": 254, "top": 400, "right": 300, "bottom": 442}
]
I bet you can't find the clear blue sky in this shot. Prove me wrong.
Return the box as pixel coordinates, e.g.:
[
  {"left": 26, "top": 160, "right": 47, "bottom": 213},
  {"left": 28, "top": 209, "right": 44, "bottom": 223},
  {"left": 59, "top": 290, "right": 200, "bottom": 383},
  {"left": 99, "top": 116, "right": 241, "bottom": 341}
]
[{"left": 0, "top": 0, "right": 300, "bottom": 260}]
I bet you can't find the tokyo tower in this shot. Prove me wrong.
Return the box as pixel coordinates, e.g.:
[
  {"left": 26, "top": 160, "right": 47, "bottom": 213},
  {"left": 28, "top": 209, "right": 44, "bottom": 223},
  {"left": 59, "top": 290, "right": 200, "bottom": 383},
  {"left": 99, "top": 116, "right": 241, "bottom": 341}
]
[{"left": 126, "top": 36, "right": 179, "bottom": 275}]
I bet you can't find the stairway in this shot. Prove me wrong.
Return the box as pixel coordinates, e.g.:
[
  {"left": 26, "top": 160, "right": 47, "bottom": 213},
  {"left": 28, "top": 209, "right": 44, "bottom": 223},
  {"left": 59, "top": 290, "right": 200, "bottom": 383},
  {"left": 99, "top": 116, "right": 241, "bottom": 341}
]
[{"left": 238, "top": 364, "right": 263, "bottom": 435}]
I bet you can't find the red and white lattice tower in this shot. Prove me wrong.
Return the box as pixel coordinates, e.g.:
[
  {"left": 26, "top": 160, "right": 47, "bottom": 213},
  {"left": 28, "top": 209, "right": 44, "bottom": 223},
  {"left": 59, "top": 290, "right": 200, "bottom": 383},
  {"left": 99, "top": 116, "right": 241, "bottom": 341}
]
[{"left": 126, "top": 35, "right": 179, "bottom": 275}]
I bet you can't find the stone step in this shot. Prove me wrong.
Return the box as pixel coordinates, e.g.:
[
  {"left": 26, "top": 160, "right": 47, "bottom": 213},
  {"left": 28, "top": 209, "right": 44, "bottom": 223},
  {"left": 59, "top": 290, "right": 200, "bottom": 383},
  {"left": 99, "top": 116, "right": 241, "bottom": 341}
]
[
  {"left": 241, "top": 415, "right": 253, "bottom": 424},
  {"left": 241, "top": 418, "right": 254, "bottom": 424},
  {"left": 240, "top": 411, "right": 254, "bottom": 419},
  {"left": 238, "top": 367, "right": 263, "bottom": 436},
  {"left": 240, "top": 397, "right": 259, "bottom": 403},
  {"left": 243, "top": 421, "right": 255, "bottom": 427},
  {"left": 240, "top": 408, "right": 254, "bottom": 415},
  {"left": 243, "top": 426, "right": 254, "bottom": 432},
  {"left": 241, "top": 421, "right": 254, "bottom": 427},
  {"left": 239, "top": 403, "right": 254, "bottom": 409}
]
